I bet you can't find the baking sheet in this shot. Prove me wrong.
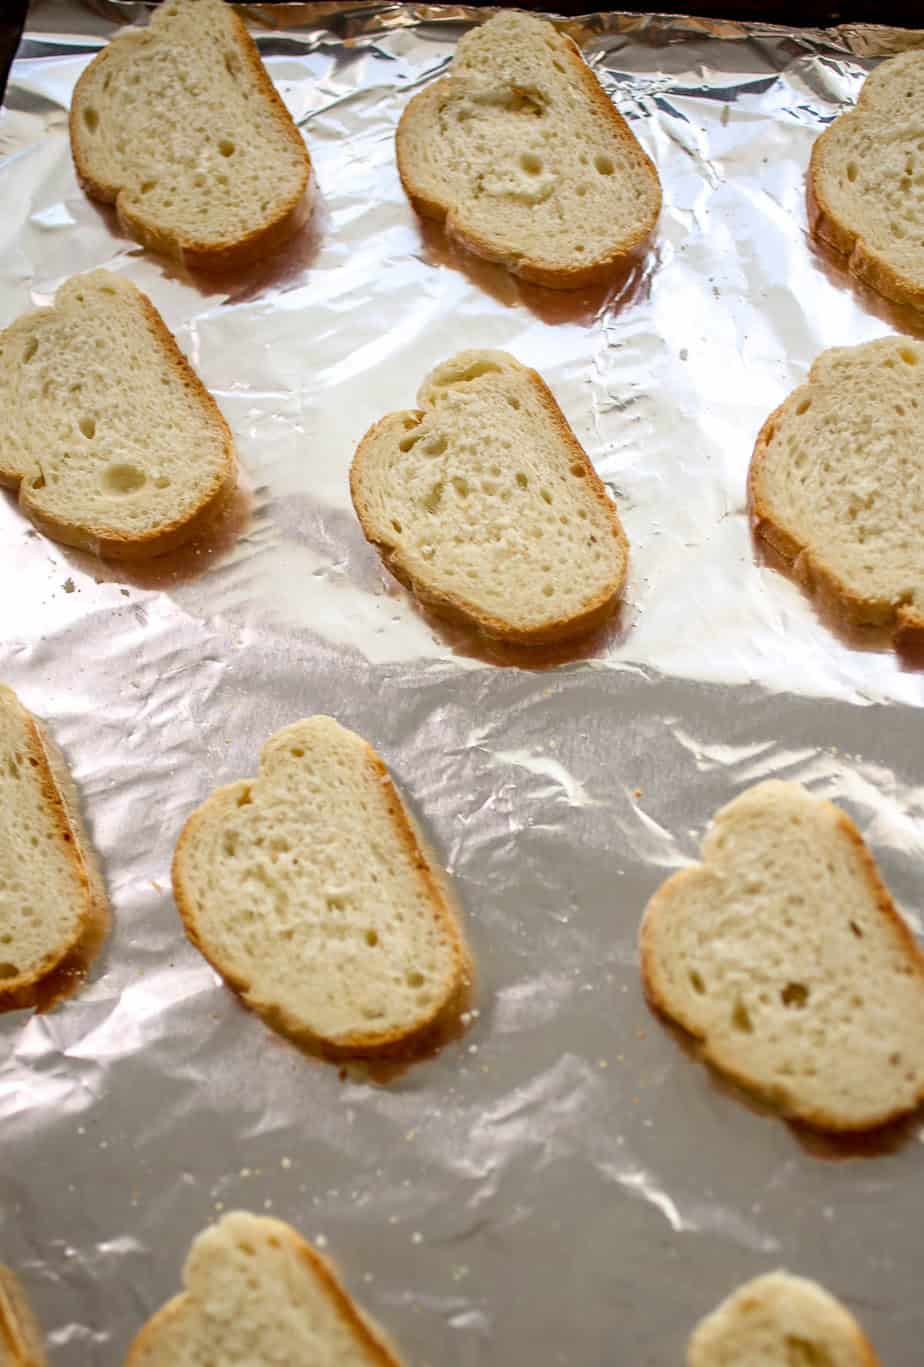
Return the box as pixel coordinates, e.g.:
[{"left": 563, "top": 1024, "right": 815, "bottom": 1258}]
[{"left": 2, "top": 4, "right": 924, "bottom": 1363}]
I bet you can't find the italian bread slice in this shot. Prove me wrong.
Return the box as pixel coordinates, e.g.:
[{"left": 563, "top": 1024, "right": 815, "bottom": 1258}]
[
  {"left": 749, "top": 336, "right": 924, "bottom": 633},
  {"left": 0, "top": 271, "right": 235, "bottom": 559},
  {"left": 639, "top": 780, "right": 924, "bottom": 1131},
  {"left": 0, "top": 1266, "right": 47, "bottom": 1367},
  {"left": 688, "top": 1272, "right": 880, "bottom": 1367},
  {"left": 350, "top": 350, "right": 628, "bottom": 644},
  {"left": 0, "top": 685, "right": 108, "bottom": 1013},
  {"left": 811, "top": 51, "right": 924, "bottom": 311},
  {"left": 396, "top": 11, "right": 661, "bottom": 289},
  {"left": 125, "top": 1211, "right": 405, "bottom": 1367},
  {"left": 172, "top": 716, "right": 470, "bottom": 1059},
  {"left": 70, "top": 0, "right": 312, "bottom": 272}
]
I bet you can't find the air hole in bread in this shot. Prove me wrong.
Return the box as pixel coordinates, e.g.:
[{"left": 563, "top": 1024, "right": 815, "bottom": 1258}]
[
  {"left": 78, "top": 415, "right": 96, "bottom": 440},
  {"left": 689, "top": 970, "right": 706, "bottom": 994},
  {"left": 365, "top": 929, "right": 379, "bottom": 947},
  {"left": 224, "top": 51, "right": 239, "bottom": 78},
  {"left": 30, "top": 473, "right": 46, "bottom": 491},
  {"left": 218, "top": 137, "right": 236, "bottom": 157},
  {"left": 507, "top": 396, "right": 520, "bottom": 410},
  {"left": 103, "top": 462, "right": 146, "bottom": 494},
  {"left": 290, "top": 747, "right": 304, "bottom": 758},
  {"left": 154, "top": 475, "right": 170, "bottom": 489},
  {"left": 542, "top": 583, "right": 554, "bottom": 597},
  {"left": 451, "top": 475, "right": 470, "bottom": 498},
  {"left": 445, "top": 359, "right": 502, "bottom": 385},
  {"left": 783, "top": 1335, "right": 831, "bottom": 1366},
  {"left": 399, "top": 431, "right": 422, "bottom": 452},
  {"left": 141, "top": 179, "right": 157, "bottom": 195},
  {"left": 421, "top": 482, "right": 443, "bottom": 514},
  {"left": 594, "top": 154, "right": 615, "bottom": 176},
  {"left": 0, "top": 963, "right": 18, "bottom": 979},
  {"left": 540, "top": 488, "right": 553, "bottom": 504},
  {"left": 731, "top": 999, "right": 753, "bottom": 1033},
  {"left": 575, "top": 244, "right": 585, "bottom": 253},
  {"left": 83, "top": 107, "right": 99, "bottom": 132},
  {"left": 849, "top": 920, "right": 863, "bottom": 938},
  {"left": 407, "top": 970, "right": 425, "bottom": 987},
  {"left": 900, "top": 347, "right": 918, "bottom": 365},
  {"left": 237, "top": 787, "right": 252, "bottom": 807},
  {"left": 22, "top": 337, "right": 38, "bottom": 363},
  {"left": 516, "top": 471, "right": 528, "bottom": 489},
  {"left": 570, "top": 462, "right": 586, "bottom": 477},
  {"left": 222, "top": 830, "right": 237, "bottom": 856},
  {"left": 796, "top": 398, "right": 811, "bottom": 416},
  {"left": 521, "top": 152, "right": 543, "bottom": 175},
  {"left": 423, "top": 433, "right": 447, "bottom": 456},
  {"left": 781, "top": 981, "right": 809, "bottom": 1009},
  {"left": 846, "top": 161, "right": 858, "bottom": 183}
]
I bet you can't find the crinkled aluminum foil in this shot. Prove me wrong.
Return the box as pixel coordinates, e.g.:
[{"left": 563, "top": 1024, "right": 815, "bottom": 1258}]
[{"left": 2, "top": 5, "right": 924, "bottom": 1364}]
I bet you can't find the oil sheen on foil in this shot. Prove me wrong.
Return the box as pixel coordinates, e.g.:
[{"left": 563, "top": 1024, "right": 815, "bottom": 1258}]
[{"left": 2, "top": 4, "right": 923, "bottom": 1363}]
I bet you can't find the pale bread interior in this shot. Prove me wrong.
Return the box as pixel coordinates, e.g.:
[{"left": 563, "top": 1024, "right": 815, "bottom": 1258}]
[
  {"left": 751, "top": 336, "right": 924, "bottom": 629},
  {"left": 173, "top": 716, "right": 466, "bottom": 1052},
  {"left": 0, "top": 271, "right": 233, "bottom": 555},
  {"left": 397, "top": 11, "right": 660, "bottom": 282},
  {"left": 688, "top": 1272, "right": 878, "bottom": 1367},
  {"left": 70, "top": 0, "right": 310, "bottom": 260},
  {"left": 126, "top": 1212, "right": 400, "bottom": 1366},
  {"left": 640, "top": 780, "right": 924, "bottom": 1130},
  {"left": 350, "top": 350, "right": 627, "bottom": 641}
]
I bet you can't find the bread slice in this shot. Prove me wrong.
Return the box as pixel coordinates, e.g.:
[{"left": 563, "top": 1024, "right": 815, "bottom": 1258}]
[
  {"left": 396, "top": 11, "right": 661, "bottom": 290},
  {"left": 688, "top": 1272, "right": 880, "bottom": 1367},
  {"left": 0, "top": 270, "right": 236, "bottom": 559},
  {"left": 0, "top": 685, "right": 108, "bottom": 1013},
  {"left": 125, "top": 1211, "right": 405, "bottom": 1367},
  {"left": 0, "top": 1266, "right": 46, "bottom": 1367},
  {"left": 639, "top": 780, "right": 924, "bottom": 1131},
  {"left": 749, "top": 335, "right": 924, "bottom": 633},
  {"left": 350, "top": 350, "right": 628, "bottom": 644},
  {"left": 69, "top": 0, "right": 312, "bottom": 272},
  {"left": 811, "top": 51, "right": 924, "bottom": 312},
  {"left": 172, "top": 716, "right": 470, "bottom": 1059}
]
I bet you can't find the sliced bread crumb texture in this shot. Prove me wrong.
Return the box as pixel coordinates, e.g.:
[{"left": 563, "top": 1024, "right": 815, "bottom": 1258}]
[
  {"left": 396, "top": 11, "right": 661, "bottom": 289},
  {"left": 688, "top": 1272, "right": 880, "bottom": 1367},
  {"left": 639, "top": 780, "right": 924, "bottom": 1131},
  {"left": 70, "top": 0, "right": 312, "bottom": 271},
  {"left": 125, "top": 1211, "right": 405, "bottom": 1367},
  {"left": 749, "top": 335, "right": 924, "bottom": 633},
  {"left": 0, "top": 685, "right": 108, "bottom": 1013},
  {"left": 172, "top": 716, "right": 470, "bottom": 1058},
  {"left": 0, "top": 271, "right": 236, "bottom": 559},
  {"left": 350, "top": 350, "right": 628, "bottom": 644},
  {"left": 0, "top": 1265, "right": 47, "bottom": 1367},
  {"left": 811, "top": 51, "right": 924, "bottom": 311}
]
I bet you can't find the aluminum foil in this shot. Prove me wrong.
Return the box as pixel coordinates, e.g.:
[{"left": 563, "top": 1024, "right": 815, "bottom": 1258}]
[{"left": 3, "top": 5, "right": 924, "bottom": 1363}]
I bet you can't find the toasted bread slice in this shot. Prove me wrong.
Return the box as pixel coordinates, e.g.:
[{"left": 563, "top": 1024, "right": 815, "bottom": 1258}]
[
  {"left": 350, "top": 350, "right": 628, "bottom": 645},
  {"left": 639, "top": 780, "right": 924, "bottom": 1131},
  {"left": 688, "top": 1272, "right": 880, "bottom": 1367},
  {"left": 0, "top": 271, "right": 236, "bottom": 559},
  {"left": 811, "top": 51, "right": 924, "bottom": 312},
  {"left": 70, "top": 0, "right": 312, "bottom": 272},
  {"left": 0, "top": 685, "right": 108, "bottom": 1013},
  {"left": 125, "top": 1212, "right": 405, "bottom": 1367},
  {"left": 749, "top": 335, "right": 924, "bottom": 633},
  {"left": 172, "top": 716, "right": 470, "bottom": 1059},
  {"left": 0, "top": 1266, "right": 47, "bottom": 1367},
  {"left": 396, "top": 11, "right": 661, "bottom": 290}
]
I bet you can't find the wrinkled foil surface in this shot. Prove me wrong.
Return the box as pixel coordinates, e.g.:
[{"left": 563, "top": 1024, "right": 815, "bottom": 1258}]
[{"left": 2, "top": 4, "right": 924, "bottom": 1363}]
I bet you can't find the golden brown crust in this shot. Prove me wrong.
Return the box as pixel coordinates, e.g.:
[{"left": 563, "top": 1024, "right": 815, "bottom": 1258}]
[
  {"left": 172, "top": 734, "right": 472, "bottom": 1061},
  {"left": 808, "top": 110, "right": 924, "bottom": 314},
  {"left": 125, "top": 1225, "right": 406, "bottom": 1367},
  {"left": 640, "top": 799, "right": 924, "bottom": 1133},
  {"left": 69, "top": 4, "right": 312, "bottom": 273},
  {"left": 396, "top": 27, "right": 660, "bottom": 291},
  {"left": 748, "top": 392, "right": 924, "bottom": 635},
  {"left": 0, "top": 1266, "right": 46, "bottom": 1367},
  {"left": 0, "top": 689, "right": 109, "bottom": 1015},
  {"left": 350, "top": 365, "right": 628, "bottom": 645},
  {"left": 5, "top": 283, "right": 237, "bottom": 561}
]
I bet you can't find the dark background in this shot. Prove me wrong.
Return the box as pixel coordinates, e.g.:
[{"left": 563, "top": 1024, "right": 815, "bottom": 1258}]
[{"left": 0, "top": 0, "right": 921, "bottom": 112}]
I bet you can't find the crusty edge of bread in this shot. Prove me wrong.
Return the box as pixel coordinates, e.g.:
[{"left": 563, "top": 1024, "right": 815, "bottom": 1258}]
[
  {"left": 808, "top": 118, "right": 924, "bottom": 314},
  {"left": 350, "top": 364, "right": 629, "bottom": 645},
  {"left": 124, "top": 1224, "right": 406, "bottom": 1367},
  {"left": 748, "top": 393, "right": 924, "bottom": 634},
  {"left": 396, "top": 31, "right": 661, "bottom": 291},
  {"left": 69, "top": 7, "right": 312, "bottom": 273},
  {"left": 171, "top": 735, "right": 472, "bottom": 1060},
  {"left": 1, "top": 283, "right": 237, "bottom": 560},
  {"left": 0, "top": 1266, "right": 47, "bottom": 1367},
  {"left": 639, "top": 799, "right": 924, "bottom": 1132},
  {"left": 0, "top": 687, "right": 109, "bottom": 1015}
]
